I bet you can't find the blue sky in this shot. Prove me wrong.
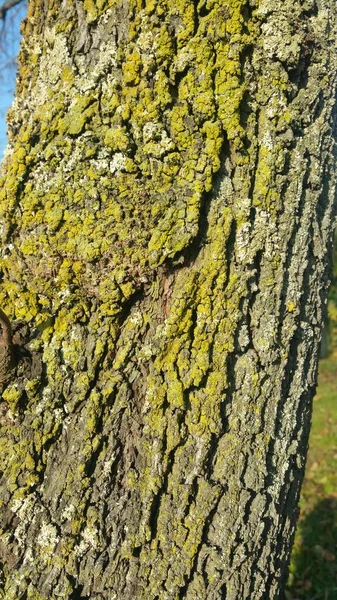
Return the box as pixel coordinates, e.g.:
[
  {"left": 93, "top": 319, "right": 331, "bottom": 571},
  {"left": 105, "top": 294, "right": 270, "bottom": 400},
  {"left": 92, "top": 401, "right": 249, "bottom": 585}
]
[
  {"left": 0, "top": 91, "right": 13, "bottom": 157},
  {"left": 0, "top": 2, "right": 27, "bottom": 162}
]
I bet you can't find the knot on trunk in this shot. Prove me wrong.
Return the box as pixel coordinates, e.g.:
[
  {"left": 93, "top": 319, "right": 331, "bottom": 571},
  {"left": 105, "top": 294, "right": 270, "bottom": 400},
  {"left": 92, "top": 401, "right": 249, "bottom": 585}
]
[{"left": 0, "top": 308, "right": 16, "bottom": 389}]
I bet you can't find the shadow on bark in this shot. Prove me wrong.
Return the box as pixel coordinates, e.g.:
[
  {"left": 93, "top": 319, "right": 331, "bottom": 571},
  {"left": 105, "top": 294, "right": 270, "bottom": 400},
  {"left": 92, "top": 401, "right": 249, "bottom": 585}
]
[{"left": 286, "top": 497, "right": 337, "bottom": 600}]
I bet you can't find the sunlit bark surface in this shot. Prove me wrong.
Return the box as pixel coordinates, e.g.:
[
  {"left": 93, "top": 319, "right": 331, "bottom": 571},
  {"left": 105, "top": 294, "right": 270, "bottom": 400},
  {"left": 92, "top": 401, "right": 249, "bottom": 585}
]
[{"left": 0, "top": 0, "right": 336, "bottom": 598}]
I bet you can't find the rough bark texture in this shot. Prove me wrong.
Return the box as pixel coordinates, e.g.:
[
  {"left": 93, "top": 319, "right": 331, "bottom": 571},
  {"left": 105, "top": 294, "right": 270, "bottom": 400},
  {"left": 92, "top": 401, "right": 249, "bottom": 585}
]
[{"left": 0, "top": 0, "right": 336, "bottom": 598}]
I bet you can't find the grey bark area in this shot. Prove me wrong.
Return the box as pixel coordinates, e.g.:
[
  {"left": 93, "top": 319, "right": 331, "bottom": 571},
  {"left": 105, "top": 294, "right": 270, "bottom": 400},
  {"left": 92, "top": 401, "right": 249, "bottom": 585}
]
[{"left": 0, "top": 0, "right": 336, "bottom": 599}]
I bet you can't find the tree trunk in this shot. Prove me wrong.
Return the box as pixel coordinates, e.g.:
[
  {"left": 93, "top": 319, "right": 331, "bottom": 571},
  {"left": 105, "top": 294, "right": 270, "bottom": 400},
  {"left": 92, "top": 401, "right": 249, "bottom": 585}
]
[{"left": 0, "top": 1, "right": 336, "bottom": 598}]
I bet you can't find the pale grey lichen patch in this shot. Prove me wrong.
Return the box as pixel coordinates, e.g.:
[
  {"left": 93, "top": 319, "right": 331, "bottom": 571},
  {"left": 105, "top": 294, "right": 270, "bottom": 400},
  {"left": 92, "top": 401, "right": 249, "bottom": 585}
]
[
  {"left": 61, "top": 503, "right": 76, "bottom": 521},
  {"left": 39, "top": 32, "right": 71, "bottom": 87},
  {"left": 11, "top": 495, "right": 42, "bottom": 548},
  {"left": 236, "top": 222, "right": 251, "bottom": 262},
  {"left": 74, "top": 526, "right": 99, "bottom": 557},
  {"left": 261, "top": 16, "right": 301, "bottom": 67},
  {"left": 37, "top": 522, "right": 59, "bottom": 557},
  {"left": 110, "top": 153, "right": 127, "bottom": 173},
  {"left": 81, "top": 39, "right": 118, "bottom": 90}
]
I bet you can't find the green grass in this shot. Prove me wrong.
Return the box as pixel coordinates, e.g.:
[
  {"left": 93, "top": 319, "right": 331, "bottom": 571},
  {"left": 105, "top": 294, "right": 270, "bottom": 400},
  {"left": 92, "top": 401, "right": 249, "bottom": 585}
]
[{"left": 286, "top": 356, "right": 337, "bottom": 600}]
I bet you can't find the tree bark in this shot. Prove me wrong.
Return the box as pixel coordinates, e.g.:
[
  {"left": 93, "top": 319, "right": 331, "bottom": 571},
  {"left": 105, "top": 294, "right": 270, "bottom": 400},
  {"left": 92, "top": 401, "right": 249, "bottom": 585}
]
[{"left": 0, "top": 0, "right": 336, "bottom": 598}]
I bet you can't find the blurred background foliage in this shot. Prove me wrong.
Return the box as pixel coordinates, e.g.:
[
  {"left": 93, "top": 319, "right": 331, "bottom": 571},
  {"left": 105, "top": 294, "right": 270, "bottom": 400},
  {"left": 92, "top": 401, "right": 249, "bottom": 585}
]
[
  {"left": 0, "top": 0, "right": 27, "bottom": 159},
  {"left": 327, "top": 236, "right": 337, "bottom": 353},
  {"left": 287, "top": 236, "right": 337, "bottom": 600}
]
